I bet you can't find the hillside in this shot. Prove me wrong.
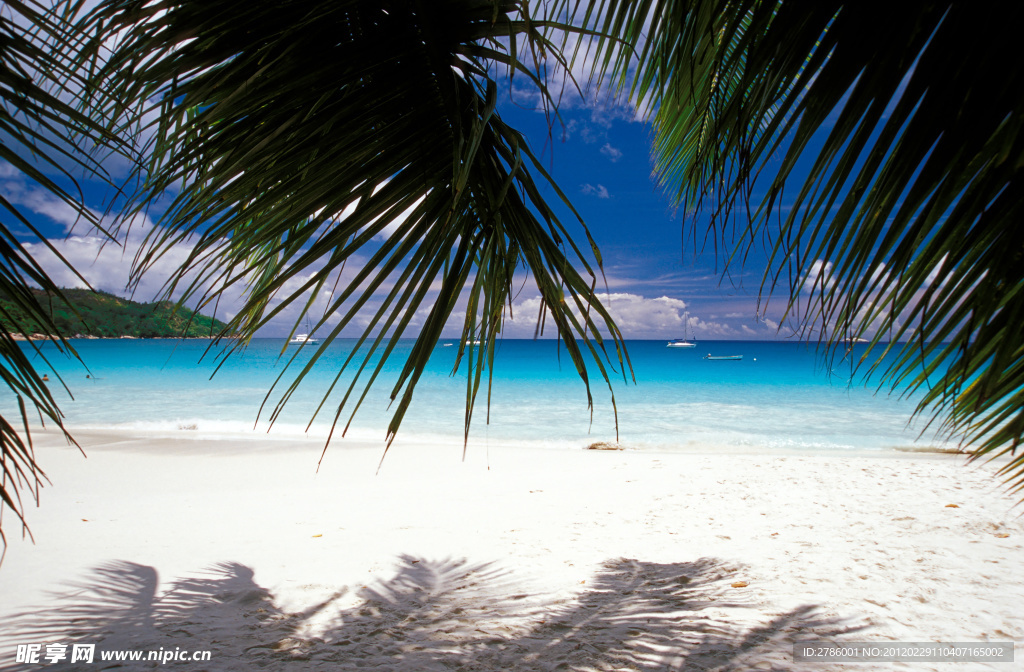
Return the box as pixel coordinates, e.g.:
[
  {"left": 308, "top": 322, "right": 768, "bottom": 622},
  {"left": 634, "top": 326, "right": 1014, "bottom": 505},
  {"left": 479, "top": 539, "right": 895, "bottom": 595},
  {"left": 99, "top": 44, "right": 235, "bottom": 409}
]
[{"left": 0, "top": 289, "right": 228, "bottom": 338}]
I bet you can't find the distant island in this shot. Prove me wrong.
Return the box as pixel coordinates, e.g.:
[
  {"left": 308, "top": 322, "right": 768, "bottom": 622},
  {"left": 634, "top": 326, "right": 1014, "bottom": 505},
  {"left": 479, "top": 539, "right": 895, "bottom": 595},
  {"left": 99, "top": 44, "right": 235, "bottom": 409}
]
[{"left": 1, "top": 288, "right": 228, "bottom": 339}]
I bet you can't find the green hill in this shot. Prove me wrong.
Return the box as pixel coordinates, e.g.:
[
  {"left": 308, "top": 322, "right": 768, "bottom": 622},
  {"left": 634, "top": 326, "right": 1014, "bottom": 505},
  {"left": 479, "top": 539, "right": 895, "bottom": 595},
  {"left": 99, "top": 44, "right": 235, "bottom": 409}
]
[{"left": 0, "top": 289, "right": 228, "bottom": 338}]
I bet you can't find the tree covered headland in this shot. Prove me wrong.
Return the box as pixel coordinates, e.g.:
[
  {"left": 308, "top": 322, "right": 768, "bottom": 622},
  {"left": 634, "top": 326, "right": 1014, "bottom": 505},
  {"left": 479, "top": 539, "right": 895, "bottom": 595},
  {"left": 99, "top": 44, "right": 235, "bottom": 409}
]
[{"left": 0, "top": 289, "right": 227, "bottom": 339}]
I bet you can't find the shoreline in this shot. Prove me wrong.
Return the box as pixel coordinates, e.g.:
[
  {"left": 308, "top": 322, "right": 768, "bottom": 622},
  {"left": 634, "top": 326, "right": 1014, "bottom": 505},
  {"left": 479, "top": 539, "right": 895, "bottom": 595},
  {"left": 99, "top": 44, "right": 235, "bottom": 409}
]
[
  {"left": 12, "top": 334, "right": 224, "bottom": 340},
  {"left": 0, "top": 428, "right": 1021, "bottom": 670},
  {"left": 26, "top": 422, "right": 979, "bottom": 460}
]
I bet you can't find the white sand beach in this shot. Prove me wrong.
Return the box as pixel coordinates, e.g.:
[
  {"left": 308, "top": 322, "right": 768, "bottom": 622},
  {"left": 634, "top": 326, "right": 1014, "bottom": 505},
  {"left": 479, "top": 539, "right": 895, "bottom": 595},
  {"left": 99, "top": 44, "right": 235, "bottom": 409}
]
[{"left": 0, "top": 429, "right": 1021, "bottom": 670}]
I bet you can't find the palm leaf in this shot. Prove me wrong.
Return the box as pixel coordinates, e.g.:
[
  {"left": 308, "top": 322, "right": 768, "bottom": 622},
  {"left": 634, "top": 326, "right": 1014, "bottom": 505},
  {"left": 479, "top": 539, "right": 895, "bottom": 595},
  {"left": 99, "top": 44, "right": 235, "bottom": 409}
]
[
  {"left": 557, "top": 0, "right": 1024, "bottom": 490},
  {"left": 75, "top": 0, "right": 629, "bottom": 457},
  {"left": 0, "top": 0, "right": 123, "bottom": 554}
]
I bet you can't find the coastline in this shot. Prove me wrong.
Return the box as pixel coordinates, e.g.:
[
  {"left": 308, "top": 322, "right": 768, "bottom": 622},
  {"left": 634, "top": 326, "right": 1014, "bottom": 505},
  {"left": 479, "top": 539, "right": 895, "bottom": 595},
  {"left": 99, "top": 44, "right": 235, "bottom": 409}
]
[
  {"left": 11, "top": 338, "right": 970, "bottom": 455},
  {"left": 12, "top": 334, "right": 223, "bottom": 340},
  {"left": 0, "top": 428, "right": 1021, "bottom": 670}
]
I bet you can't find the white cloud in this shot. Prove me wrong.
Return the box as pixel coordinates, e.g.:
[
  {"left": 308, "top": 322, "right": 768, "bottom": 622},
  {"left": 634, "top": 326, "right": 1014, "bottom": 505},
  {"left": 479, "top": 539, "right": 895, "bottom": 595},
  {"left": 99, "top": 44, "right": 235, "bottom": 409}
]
[
  {"left": 598, "top": 293, "right": 688, "bottom": 332},
  {"left": 499, "top": 291, "right": 746, "bottom": 339},
  {"left": 1, "top": 171, "right": 101, "bottom": 233},
  {"left": 496, "top": 24, "right": 651, "bottom": 127},
  {"left": 20, "top": 210, "right": 204, "bottom": 303},
  {"left": 600, "top": 143, "right": 622, "bottom": 162},
  {"left": 7, "top": 164, "right": 433, "bottom": 338},
  {"left": 801, "top": 259, "right": 835, "bottom": 294},
  {"left": 581, "top": 183, "right": 610, "bottom": 199}
]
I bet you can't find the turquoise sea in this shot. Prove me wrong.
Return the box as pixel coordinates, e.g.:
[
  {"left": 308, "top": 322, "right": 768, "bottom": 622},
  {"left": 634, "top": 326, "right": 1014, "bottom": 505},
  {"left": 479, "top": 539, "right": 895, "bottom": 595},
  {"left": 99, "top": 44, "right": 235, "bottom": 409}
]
[{"left": 9, "top": 338, "right": 958, "bottom": 452}]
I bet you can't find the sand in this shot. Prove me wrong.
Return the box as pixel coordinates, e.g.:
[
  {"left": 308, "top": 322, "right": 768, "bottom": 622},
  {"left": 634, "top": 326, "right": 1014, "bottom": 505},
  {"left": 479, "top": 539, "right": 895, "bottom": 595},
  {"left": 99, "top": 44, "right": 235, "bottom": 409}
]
[{"left": 0, "top": 428, "right": 1021, "bottom": 670}]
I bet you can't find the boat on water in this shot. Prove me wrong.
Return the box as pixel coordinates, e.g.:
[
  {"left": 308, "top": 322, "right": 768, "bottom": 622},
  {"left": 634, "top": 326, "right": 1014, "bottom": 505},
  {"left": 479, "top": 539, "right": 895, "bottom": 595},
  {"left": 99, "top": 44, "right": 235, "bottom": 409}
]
[
  {"left": 703, "top": 354, "right": 742, "bottom": 361},
  {"left": 288, "top": 333, "right": 319, "bottom": 345},
  {"left": 667, "top": 312, "right": 697, "bottom": 348},
  {"left": 289, "top": 316, "right": 320, "bottom": 345}
]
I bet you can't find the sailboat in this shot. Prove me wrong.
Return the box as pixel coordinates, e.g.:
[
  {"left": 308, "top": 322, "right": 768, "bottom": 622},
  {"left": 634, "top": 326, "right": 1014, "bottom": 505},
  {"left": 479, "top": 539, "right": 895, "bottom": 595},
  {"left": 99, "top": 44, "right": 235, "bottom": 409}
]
[
  {"left": 667, "top": 312, "right": 697, "bottom": 348},
  {"left": 288, "top": 333, "right": 319, "bottom": 345},
  {"left": 288, "top": 317, "right": 320, "bottom": 345}
]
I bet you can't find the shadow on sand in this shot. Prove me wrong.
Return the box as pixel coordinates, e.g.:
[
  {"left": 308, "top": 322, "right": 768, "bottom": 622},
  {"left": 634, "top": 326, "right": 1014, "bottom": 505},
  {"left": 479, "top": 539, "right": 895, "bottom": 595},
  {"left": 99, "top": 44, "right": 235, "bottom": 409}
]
[{"left": 1, "top": 556, "right": 862, "bottom": 670}]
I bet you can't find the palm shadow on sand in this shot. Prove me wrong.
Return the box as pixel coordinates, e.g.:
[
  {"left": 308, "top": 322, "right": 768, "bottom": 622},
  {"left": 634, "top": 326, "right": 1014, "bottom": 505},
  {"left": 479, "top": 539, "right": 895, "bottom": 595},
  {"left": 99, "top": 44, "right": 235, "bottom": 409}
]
[{"left": 1, "top": 555, "right": 862, "bottom": 670}]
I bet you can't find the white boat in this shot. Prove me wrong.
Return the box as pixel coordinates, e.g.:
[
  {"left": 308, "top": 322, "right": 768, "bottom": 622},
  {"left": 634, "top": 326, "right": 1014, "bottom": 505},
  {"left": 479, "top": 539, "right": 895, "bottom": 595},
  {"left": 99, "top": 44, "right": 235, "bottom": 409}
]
[
  {"left": 667, "top": 312, "right": 697, "bottom": 348},
  {"left": 288, "top": 333, "right": 319, "bottom": 345},
  {"left": 703, "top": 354, "right": 742, "bottom": 361}
]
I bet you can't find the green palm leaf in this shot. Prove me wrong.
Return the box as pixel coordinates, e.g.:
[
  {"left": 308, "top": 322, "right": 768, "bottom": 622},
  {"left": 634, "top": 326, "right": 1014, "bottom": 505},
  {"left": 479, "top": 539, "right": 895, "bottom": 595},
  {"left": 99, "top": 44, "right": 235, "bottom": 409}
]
[
  {"left": 557, "top": 0, "right": 1024, "bottom": 489},
  {"left": 75, "top": 0, "right": 629, "bottom": 456},
  {"left": 0, "top": 0, "right": 121, "bottom": 553}
]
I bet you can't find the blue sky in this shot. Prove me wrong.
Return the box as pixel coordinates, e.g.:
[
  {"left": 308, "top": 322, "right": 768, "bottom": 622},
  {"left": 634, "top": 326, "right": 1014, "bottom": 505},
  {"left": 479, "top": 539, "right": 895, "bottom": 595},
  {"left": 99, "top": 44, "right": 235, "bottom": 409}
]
[
  {"left": 1, "top": 48, "right": 806, "bottom": 342},
  {"left": 489, "top": 88, "right": 792, "bottom": 340}
]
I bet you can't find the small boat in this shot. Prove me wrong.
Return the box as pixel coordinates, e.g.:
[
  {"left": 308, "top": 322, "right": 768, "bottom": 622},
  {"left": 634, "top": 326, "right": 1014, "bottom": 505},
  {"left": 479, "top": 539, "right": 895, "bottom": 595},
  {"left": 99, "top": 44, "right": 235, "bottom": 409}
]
[
  {"left": 667, "top": 312, "right": 697, "bottom": 348},
  {"left": 289, "top": 316, "right": 320, "bottom": 345},
  {"left": 288, "top": 333, "right": 319, "bottom": 345},
  {"left": 703, "top": 354, "right": 742, "bottom": 361}
]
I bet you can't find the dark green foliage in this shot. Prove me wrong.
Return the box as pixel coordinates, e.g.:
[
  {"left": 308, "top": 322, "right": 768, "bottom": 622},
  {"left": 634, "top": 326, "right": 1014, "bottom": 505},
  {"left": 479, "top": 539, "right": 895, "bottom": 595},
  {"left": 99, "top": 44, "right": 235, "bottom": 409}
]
[
  {"left": 0, "top": 0, "right": 124, "bottom": 553},
  {"left": 554, "top": 0, "right": 1024, "bottom": 491},
  {"left": 0, "top": 289, "right": 228, "bottom": 338},
  {"left": 74, "top": 0, "right": 629, "bottom": 453}
]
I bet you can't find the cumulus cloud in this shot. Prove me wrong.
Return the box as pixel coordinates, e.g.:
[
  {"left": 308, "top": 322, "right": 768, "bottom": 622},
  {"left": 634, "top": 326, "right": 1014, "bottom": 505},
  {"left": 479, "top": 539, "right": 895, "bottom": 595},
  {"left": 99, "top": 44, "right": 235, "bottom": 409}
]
[
  {"left": 3, "top": 164, "right": 344, "bottom": 333},
  {"left": 2, "top": 172, "right": 100, "bottom": 233},
  {"left": 600, "top": 143, "right": 622, "bottom": 162},
  {"left": 19, "top": 209, "right": 214, "bottom": 304},
  {"left": 597, "top": 293, "right": 688, "bottom": 332},
  {"left": 497, "top": 291, "right": 748, "bottom": 339},
  {"left": 581, "top": 183, "right": 610, "bottom": 199},
  {"left": 801, "top": 259, "right": 835, "bottom": 294},
  {"left": 560, "top": 119, "right": 603, "bottom": 144},
  {"left": 496, "top": 26, "right": 651, "bottom": 127},
  {"left": 501, "top": 292, "right": 681, "bottom": 337}
]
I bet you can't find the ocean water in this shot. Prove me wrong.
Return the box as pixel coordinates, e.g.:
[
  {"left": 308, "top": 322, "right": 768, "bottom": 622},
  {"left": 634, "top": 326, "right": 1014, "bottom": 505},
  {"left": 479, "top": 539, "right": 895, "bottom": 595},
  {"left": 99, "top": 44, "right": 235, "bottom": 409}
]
[{"left": 8, "top": 338, "right": 958, "bottom": 452}]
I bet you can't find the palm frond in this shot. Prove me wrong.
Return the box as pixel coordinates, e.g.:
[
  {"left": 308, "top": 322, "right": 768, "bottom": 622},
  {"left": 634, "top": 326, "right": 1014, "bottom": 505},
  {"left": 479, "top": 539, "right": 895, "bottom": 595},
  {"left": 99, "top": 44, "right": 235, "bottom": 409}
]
[
  {"left": 557, "top": 0, "right": 1024, "bottom": 489},
  {"left": 0, "top": 0, "right": 123, "bottom": 553},
  {"left": 76, "top": 0, "right": 629, "bottom": 455}
]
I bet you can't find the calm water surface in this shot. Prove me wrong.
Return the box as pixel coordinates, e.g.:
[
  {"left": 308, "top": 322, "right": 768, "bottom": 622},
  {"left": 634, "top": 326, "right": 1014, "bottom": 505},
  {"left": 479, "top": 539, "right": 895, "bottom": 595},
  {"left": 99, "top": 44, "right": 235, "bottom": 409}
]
[{"left": 8, "top": 338, "right": 957, "bottom": 452}]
